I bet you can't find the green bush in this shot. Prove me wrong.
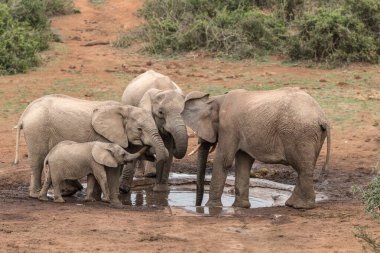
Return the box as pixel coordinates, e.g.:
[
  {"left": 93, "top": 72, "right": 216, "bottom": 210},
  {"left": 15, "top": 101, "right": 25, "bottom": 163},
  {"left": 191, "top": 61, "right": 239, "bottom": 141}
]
[
  {"left": 0, "top": 0, "right": 76, "bottom": 75},
  {"left": 137, "top": 0, "right": 287, "bottom": 58},
  {"left": 345, "top": 0, "right": 380, "bottom": 48},
  {"left": 353, "top": 172, "right": 380, "bottom": 218},
  {"left": 45, "top": 0, "right": 76, "bottom": 16},
  {"left": 0, "top": 4, "right": 42, "bottom": 74},
  {"left": 289, "top": 7, "right": 379, "bottom": 65}
]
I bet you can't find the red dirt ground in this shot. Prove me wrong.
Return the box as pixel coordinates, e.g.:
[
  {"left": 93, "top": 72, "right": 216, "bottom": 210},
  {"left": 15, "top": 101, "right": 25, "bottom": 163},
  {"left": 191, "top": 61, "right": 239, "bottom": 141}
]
[{"left": 0, "top": 0, "right": 379, "bottom": 252}]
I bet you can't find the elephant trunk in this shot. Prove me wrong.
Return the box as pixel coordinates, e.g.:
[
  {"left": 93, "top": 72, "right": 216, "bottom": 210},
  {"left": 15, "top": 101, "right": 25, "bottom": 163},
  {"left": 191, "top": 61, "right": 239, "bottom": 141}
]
[
  {"left": 167, "top": 116, "right": 188, "bottom": 159},
  {"left": 196, "top": 140, "right": 211, "bottom": 206},
  {"left": 147, "top": 128, "right": 169, "bottom": 163}
]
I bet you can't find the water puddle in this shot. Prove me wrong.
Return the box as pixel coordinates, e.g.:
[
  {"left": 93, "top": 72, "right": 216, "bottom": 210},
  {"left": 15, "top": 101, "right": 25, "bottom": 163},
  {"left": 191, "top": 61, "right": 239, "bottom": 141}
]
[{"left": 47, "top": 173, "right": 328, "bottom": 216}]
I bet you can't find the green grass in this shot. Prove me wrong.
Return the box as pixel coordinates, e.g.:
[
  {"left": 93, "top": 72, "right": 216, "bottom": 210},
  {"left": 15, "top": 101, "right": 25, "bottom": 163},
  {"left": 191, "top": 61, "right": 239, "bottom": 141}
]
[
  {"left": 89, "top": 0, "right": 105, "bottom": 5},
  {"left": 353, "top": 226, "right": 380, "bottom": 253}
]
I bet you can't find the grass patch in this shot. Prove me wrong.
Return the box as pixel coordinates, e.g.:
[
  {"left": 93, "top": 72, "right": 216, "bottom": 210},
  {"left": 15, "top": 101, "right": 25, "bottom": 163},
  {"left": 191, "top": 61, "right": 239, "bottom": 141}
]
[
  {"left": 353, "top": 171, "right": 380, "bottom": 218},
  {"left": 353, "top": 226, "right": 380, "bottom": 253},
  {"left": 89, "top": 0, "right": 105, "bottom": 5}
]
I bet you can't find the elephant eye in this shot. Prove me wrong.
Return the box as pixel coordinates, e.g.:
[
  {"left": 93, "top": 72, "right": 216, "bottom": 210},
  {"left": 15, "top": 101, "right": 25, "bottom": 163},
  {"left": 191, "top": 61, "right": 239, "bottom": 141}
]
[{"left": 137, "top": 127, "right": 142, "bottom": 132}]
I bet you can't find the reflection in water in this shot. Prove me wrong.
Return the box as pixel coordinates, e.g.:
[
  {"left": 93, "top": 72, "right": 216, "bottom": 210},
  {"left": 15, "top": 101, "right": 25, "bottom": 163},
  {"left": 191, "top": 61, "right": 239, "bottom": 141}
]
[{"left": 119, "top": 189, "right": 274, "bottom": 215}]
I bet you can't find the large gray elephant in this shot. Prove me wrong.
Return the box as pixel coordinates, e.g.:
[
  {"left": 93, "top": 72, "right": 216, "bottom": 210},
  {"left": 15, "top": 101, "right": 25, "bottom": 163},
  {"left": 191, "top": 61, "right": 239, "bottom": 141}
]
[
  {"left": 38, "top": 141, "right": 147, "bottom": 203},
  {"left": 14, "top": 94, "right": 168, "bottom": 203},
  {"left": 181, "top": 88, "right": 331, "bottom": 209},
  {"left": 120, "top": 70, "right": 188, "bottom": 192}
]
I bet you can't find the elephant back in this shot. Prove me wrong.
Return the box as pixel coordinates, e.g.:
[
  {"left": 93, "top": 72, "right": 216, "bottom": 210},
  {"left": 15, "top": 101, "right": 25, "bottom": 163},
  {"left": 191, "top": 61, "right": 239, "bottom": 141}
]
[{"left": 121, "top": 70, "right": 181, "bottom": 106}]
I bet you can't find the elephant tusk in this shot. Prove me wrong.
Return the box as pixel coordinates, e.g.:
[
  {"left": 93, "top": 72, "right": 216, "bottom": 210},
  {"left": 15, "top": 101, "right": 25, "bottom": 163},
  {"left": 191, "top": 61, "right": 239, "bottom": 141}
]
[
  {"left": 188, "top": 143, "right": 201, "bottom": 156},
  {"left": 209, "top": 144, "right": 217, "bottom": 154}
]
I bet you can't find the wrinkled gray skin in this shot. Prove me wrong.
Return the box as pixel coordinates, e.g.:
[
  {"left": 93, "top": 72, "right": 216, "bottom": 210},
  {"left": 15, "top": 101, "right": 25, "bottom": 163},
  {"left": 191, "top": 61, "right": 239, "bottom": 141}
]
[
  {"left": 14, "top": 94, "right": 168, "bottom": 204},
  {"left": 120, "top": 70, "right": 188, "bottom": 192},
  {"left": 182, "top": 88, "right": 331, "bottom": 209},
  {"left": 38, "top": 141, "right": 147, "bottom": 203}
]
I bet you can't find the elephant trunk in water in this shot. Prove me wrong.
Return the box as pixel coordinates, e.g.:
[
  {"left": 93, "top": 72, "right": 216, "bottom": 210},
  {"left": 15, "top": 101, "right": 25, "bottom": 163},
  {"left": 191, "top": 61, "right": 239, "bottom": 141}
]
[
  {"left": 167, "top": 116, "right": 188, "bottom": 159},
  {"left": 196, "top": 140, "right": 212, "bottom": 206}
]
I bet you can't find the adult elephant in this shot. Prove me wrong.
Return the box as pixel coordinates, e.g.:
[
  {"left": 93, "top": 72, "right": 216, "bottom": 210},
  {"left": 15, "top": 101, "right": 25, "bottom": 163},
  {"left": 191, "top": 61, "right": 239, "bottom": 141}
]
[
  {"left": 14, "top": 94, "right": 168, "bottom": 203},
  {"left": 120, "top": 70, "right": 188, "bottom": 192},
  {"left": 182, "top": 88, "right": 331, "bottom": 209}
]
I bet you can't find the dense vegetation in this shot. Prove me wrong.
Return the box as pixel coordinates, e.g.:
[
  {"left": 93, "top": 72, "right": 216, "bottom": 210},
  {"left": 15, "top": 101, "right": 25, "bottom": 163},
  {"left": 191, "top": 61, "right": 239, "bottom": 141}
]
[
  {"left": 0, "top": 0, "right": 76, "bottom": 74},
  {"left": 353, "top": 172, "right": 380, "bottom": 219},
  {"left": 116, "top": 0, "right": 380, "bottom": 66}
]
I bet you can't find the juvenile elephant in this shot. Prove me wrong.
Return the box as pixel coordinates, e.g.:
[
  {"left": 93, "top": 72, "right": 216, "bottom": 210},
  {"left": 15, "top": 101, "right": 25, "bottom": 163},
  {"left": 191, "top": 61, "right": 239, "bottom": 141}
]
[
  {"left": 182, "top": 88, "right": 331, "bottom": 209},
  {"left": 120, "top": 70, "right": 188, "bottom": 192},
  {"left": 39, "top": 141, "right": 147, "bottom": 203},
  {"left": 14, "top": 94, "right": 168, "bottom": 203}
]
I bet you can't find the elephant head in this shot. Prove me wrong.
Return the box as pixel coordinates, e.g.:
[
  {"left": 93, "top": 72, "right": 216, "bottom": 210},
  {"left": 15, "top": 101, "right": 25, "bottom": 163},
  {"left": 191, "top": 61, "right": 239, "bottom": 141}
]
[
  {"left": 92, "top": 105, "right": 168, "bottom": 164},
  {"left": 139, "top": 88, "right": 188, "bottom": 159},
  {"left": 181, "top": 91, "right": 224, "bottom": 206},
  {"left": 92, "top": 142, "right": 148, "bottom": 167}
]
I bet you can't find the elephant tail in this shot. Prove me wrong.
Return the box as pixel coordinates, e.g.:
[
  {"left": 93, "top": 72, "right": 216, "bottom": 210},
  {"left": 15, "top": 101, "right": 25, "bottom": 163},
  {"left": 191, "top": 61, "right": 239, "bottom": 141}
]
[
  {"left": 320, "top": 122, "right": 331, "bottom": 174},
  {"left": 13, "top": 122, "right": 23, "bottom": 165}
]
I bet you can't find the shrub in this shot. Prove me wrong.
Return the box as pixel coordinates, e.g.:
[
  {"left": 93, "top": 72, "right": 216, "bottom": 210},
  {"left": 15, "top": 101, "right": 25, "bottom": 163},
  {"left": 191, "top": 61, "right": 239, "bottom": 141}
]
[
  {"left": 289, "top": 7, "right": 379, "bottom": 65},
  {"left": 45, "top": 0, "right": 76, "bottom": 16},
  {"left": 345, "top": 0, "right": 380, "bottom": 48},
  {"left": 353, "top": 172, "right": 380, "bottom": 218},
  {"left": 0, "top": 4, "right": 42, "bottom": 74},
  {"left": 137, "top": 0, "right": 287, "bottom": 58},
  {"left": 0, "top": 0, "right": 76, "bottom": 74}
]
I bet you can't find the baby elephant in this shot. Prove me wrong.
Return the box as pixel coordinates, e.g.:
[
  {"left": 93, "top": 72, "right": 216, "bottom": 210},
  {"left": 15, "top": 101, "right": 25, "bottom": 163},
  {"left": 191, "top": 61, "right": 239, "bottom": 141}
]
[{"left": 38, "top": 141, "right": 146, "bottom": 203}]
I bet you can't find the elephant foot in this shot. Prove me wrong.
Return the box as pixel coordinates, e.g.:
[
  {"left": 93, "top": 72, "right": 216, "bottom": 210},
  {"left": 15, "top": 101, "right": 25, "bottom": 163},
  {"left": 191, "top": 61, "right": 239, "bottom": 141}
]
[
  {"left": 285, "top": 194, "right": 315, "bottom": 209},
  {"left": 38, "top": 195, "right": 48, "bottom": 201},
  {"left": 85, "top": 196, "right": 97, "bottom": 202},
  {"left": 29, "top": 189, "right": 40, "bottom": 199},
  {"left": 110, "top": 198, "right": 122, "bottom": 208},
  {"left": 232, "top": 199, "right": 251, "bottom": 208},
  {"left": 153, "top": 183, "right": 169, "bottom": 192},
  {"left": 102, "top": 197, "right": 111, "bottom": 203},
  {"left": 54, "top": 197, "right": 65, "bottom": 203},
  {"left": 119, "top": 184, "right": 131, "bottom": 194},
  {"left": 205, "top": 199, "right": 223, "bottom": 207}
]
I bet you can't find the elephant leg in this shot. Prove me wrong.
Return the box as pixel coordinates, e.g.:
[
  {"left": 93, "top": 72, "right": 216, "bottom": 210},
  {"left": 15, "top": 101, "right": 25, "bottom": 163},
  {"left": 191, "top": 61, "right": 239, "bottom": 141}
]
[
  {"left": 85, "top": 174, "right": 97, "bottom": 202},
  {"left": 153, "top": 153, "right": 172, "bottom": 192},
  {"left": 38, "top": 166, "right": 52, "bottom": 201},
  {"left": 233, "top": 151, "right": 254, "bottom": 208},
  {"left": 52, "top": 178, "right": 64, "bottom": 203},
  {"left": 92, "top": 165, "right": 110, "bottom": 203},
  {"left": 28, "top": 153, "right": 45, "bottom": 198},
  {"left": 143, "top": 161, "right": 156, "bottom": 178},
  {"left": 153, "top": 137, "right": 173, "bottom": 192},
  {"left": 86, "top": 174, "right": 102, "bottom": 201},
  {"left": 106, "top": 166, "right": 121, "bottom": 205},
  {"left": 286, "top": 147, "right": 317, "bottom": 209},
  {"left": 206, "top": 145, "right": 235, "bottom": 207},
  {"left": 119, "top": 160, "right": 137, "bottom": 193}
]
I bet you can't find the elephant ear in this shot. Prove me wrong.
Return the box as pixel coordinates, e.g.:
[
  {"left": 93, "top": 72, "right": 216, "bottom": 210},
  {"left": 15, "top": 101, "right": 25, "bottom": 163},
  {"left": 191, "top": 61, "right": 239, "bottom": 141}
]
[
  {"left": 181, "top": 91, "right": 218, "bottom": 143},
  {"left": 92, "top": 105, "right": 130, "bottom": 148},
  {"left": 138, "top": 88, "right": 162, "bottom": 112},
  {"left": 92, "top": 143, "right": 118, "bottom": 168}
]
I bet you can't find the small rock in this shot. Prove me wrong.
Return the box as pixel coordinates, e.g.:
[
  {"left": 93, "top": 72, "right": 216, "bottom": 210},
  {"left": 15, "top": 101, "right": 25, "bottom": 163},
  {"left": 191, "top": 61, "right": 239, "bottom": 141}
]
[
  {"left": 365, "top": 138, "right": 371, "bottom": 142},
  {"left": 373, "top": 122, "right": 379, "bottom": 127},
  {"left": 71, "top": 36, "right": 81, "bottom": 41},
  {"left": 354, "top": 75, "right": 361, "bottom": 80},
  {"left": 69, "top": 65, "right": 76, "bottom": 69},
  {"left": 337, "top": 82, "right": 349, "bottom": 86},
  {"left": 319, "top": 79, "right": 327, "bottom": 82},
  {"left": 146, "top": 61, "right": 153, "bottom": 66}
]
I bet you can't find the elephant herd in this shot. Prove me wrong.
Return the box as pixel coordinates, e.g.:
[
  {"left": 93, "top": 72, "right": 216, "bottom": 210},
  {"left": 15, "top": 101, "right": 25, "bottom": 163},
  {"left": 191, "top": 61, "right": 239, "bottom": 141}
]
[{"left": 14, "top": 70, "right": 331, "bottom": 209}]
